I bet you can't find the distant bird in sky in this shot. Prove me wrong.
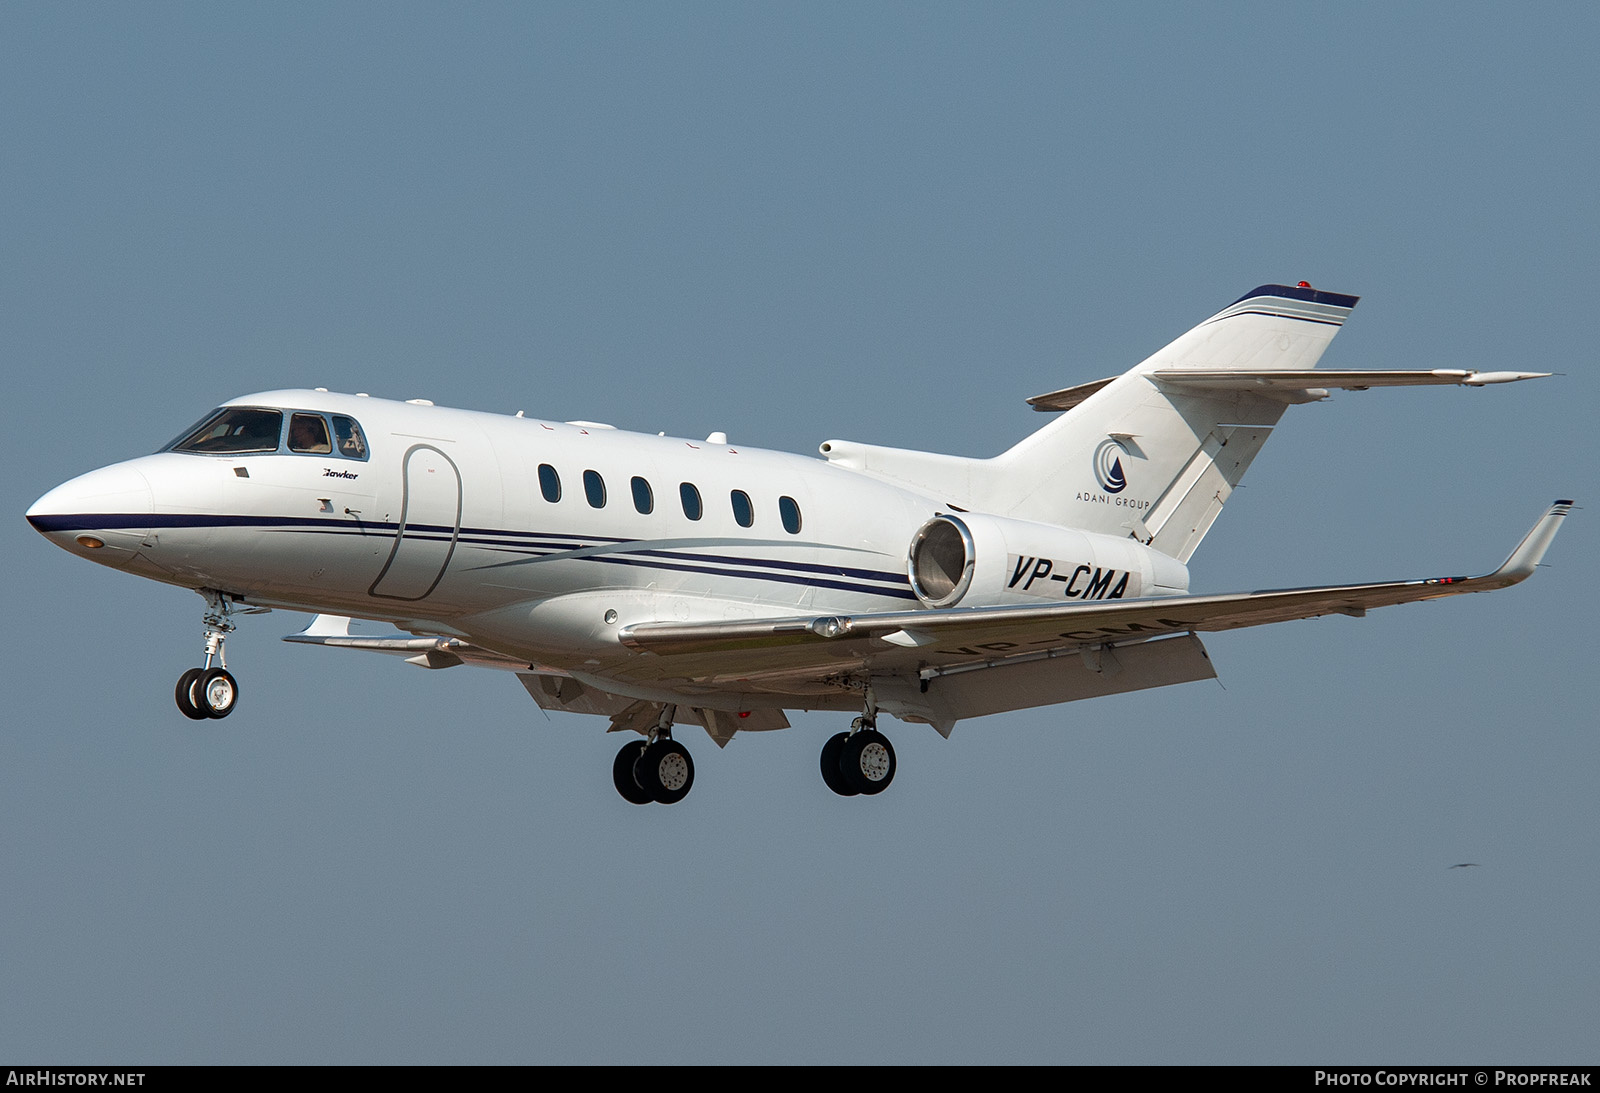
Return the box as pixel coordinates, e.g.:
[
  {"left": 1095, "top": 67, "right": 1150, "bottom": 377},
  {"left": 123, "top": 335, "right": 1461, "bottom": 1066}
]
[{"left": 1449, "top": 863, "right": 1481, "bottom": 869}]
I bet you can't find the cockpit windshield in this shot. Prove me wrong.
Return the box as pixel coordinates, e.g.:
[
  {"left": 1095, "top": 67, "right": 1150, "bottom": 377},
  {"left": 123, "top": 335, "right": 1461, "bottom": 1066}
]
[
  {"left": 167, "top": 406, "right": 370, "bottom": 460},
  {"left": 171, "top": 408, "right": 283, "bottom": 454},
  {"left": 287, "top": 413, "right": 332, "bottom": 454},
  {"left": 332, "top": 415, "right": 367, "bottom": 459}
]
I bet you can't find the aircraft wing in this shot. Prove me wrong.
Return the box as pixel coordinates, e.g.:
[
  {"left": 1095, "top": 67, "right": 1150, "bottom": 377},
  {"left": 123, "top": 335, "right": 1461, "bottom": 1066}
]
[
  {"left": 615, "top": 501, "right": 1572, "bottom": 676},
  {"left": 280, "top": 502, "right": 1568, "bottom": 733}
]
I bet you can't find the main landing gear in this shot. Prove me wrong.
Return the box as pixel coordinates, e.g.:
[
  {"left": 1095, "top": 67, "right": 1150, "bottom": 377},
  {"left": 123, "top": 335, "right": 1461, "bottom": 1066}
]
[
  {"left": 820, "top": 689, "right": 897, "bottom": 797},
  {"left": 175, "top": 591, "right": 242, "bottom": 720},
  {"left": 613, "top": 704, "right": 695, "bottom": 805}
]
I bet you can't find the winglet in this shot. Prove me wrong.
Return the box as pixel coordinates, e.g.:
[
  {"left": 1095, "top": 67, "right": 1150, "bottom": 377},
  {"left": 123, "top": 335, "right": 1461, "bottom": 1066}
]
[{"left": 1483, "top": 500, "right": 1574, "bottom": 588}]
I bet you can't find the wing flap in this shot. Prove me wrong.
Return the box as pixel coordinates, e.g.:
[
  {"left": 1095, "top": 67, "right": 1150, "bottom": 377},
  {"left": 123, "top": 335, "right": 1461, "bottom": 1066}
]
[{"left": 926, "top": 633, "right": 1218, "bottom": 722}]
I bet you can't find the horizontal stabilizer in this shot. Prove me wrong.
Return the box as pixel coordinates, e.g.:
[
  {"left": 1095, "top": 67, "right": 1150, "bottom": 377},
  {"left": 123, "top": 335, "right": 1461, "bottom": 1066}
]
[
  {"left": 1026, "top": 369, "right": 1550, "bottom": 412},
  {"left": 1025, "top": 377, "right": 1117, "bottom": 412},
  {"left": 1151, "top": 368, "right": 1551, "bottom": 400}
]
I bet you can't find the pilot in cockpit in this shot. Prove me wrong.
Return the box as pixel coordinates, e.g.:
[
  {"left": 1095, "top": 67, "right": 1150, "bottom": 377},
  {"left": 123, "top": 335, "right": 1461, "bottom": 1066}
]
[
  {"left": 333, "top": 416, "right": 366, "bottom": 458},
  {"left": 288, "top": 413, "right": 333, "bottom": 455}
]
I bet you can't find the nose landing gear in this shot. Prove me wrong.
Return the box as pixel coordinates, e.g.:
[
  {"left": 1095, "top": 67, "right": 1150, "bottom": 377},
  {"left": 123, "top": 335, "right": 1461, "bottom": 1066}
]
[
  {"left": 174, "top": 591, "right": 245, "bottom": 720},
  {"left": 175, "top": 666, "right": 239, "bottom": 720}
]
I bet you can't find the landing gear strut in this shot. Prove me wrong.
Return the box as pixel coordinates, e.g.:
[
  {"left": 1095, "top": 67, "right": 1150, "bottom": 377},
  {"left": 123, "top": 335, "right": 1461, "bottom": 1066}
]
[
  {"left": 174, "top": 591, "right": 241, "bottom": 720},
  {"left": 821, "top": 686, "right": 897, "bottom": 796},
  {"left": 613, "top": 704, "right": 695, "bottom": 805}
]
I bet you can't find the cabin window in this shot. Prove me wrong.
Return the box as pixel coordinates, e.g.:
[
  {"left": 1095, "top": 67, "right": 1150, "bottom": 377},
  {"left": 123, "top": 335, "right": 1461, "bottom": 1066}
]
[
  {"left": 779, "top": 495, "right": 802, "bottom": 534},
  {"left": 171, "top": 408, "right": 283, "bottom": 454},
  {"left": 583, "top": 469, "right": 606, "bottom": 508},
  {"left": 680, "top": 482, "right": 702, "bottom": 521},
  {"left": 288, "top": 413, "right": 333, "bottom": 454},
  {"left": 731, "top": 489, "right": 754, "bottom": 528},
  {"left": 538, "top": 464, "right": 561, "bottom": 503},
  {"left": 332, "top": 416, "right": 368, "bottom": 460},
  {"left": 631, "top": 476, "right": 654, "bottom": 515}
]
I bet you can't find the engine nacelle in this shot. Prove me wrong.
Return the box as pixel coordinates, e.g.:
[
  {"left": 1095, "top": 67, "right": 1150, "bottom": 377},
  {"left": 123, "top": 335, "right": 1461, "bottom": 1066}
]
[{"left": 906, "top": 512, "right": 1189, "bottom": 609}]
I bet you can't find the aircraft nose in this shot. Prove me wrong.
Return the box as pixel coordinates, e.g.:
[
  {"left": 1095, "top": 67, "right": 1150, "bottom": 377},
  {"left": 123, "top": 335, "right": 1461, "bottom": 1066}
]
[{"left": 26, "top": 463, "right": 154, "bottom": 563}]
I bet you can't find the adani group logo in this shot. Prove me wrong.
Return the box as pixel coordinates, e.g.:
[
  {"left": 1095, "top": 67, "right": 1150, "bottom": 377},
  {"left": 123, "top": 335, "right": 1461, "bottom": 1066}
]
[{"left": 1092, "top": 438, "right": 1129, "bottom": 494}]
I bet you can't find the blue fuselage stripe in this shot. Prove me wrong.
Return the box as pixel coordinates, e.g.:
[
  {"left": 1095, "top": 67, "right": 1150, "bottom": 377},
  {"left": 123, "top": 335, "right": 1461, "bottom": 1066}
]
[{"left": 32, "top": 511, "right": 914, "bottom": 598}]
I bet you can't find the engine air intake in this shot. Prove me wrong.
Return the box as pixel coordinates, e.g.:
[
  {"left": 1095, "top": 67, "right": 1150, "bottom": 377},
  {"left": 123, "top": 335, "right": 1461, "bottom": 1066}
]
[{"left": 908, "top": 515, "right": 975, "bottom": 607}]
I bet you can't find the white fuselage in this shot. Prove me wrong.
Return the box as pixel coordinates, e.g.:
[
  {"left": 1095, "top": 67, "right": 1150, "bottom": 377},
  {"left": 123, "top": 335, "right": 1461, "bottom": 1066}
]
[{"left": 30, "top": 390, "right": 1176, "bottom": 684}]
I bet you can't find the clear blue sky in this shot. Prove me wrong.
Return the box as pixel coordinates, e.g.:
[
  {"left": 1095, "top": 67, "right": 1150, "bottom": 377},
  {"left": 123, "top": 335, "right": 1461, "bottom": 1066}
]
[{"left": 3, "top": 2, "right": 1595, "bottom": 1063}]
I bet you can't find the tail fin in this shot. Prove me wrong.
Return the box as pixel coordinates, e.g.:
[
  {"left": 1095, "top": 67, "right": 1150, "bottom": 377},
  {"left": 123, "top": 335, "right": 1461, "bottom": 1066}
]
[{"left": 993, "top": 284, "right": 1359, "bottom": 561}]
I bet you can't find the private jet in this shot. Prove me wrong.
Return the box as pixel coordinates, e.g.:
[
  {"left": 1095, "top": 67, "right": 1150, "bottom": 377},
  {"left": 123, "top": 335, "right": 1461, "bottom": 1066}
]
[{"left": 26, "top": 283, "right": 1569, "bottom": 804}]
